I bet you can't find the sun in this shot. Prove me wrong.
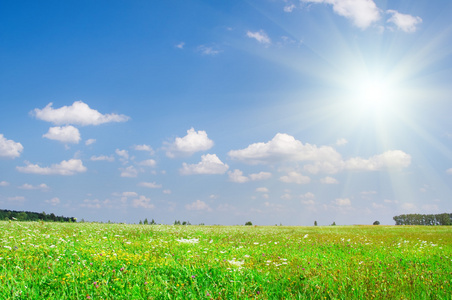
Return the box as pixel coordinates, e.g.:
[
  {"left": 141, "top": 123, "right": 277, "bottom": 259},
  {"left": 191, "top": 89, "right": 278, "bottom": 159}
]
[{"left": 344, "top": 72, "right": 399, "bottom": 118}]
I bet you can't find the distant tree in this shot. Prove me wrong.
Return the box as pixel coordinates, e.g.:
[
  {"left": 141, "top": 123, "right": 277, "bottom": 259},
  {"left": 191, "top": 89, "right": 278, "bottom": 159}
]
[
  {"left": 331, "top": 222, "right": 336, "bottom": 226},
  {"left": 143, "top": 218, "right": 148, "bottom": 225},
  {"left": 373, "top": 221, "right": 380, "bottom": 225},
  {"left": 314, "top": 220, "right": 318, "bottom": 226},
  {"left": 139, "top": 220, "right": 143, "bottom": 225},
  {"left": 245, "top": 221, "right": 252, "bottom": 226},
  {"left": 150, "top": 219, "right": 156, "bottom": 225},
  {"left": 174, "top": 220, "right": 181, "bottom": 225}
]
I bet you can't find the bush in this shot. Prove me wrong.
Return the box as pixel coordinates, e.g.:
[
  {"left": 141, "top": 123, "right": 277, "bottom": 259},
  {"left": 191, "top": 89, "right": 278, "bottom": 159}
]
[
  {"left": 245, "top": 221, "right": 252, "bottom": 226},
  {"left": 373, "top": 221, "right": 380, "bottom": 225}
]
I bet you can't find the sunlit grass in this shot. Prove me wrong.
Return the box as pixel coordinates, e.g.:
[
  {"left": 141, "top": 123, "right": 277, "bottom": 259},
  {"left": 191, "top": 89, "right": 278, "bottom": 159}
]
[{"left": 0, "top": 221, "right": 451, "bottom": 299}]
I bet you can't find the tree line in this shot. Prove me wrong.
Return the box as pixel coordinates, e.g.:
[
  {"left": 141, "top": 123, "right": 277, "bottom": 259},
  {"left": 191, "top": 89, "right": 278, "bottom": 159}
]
[
  {"left": 393, "top": 213, "right": 452, "bottom": 225},
  {"left": 0, "top": 209, "right": 76, "bottom": 222}
]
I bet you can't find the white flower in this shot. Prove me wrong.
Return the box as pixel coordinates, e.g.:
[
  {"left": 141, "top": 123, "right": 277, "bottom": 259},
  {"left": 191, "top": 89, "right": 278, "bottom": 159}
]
[{"left": 176, "top": 238, "right": 199, "bottom": 244}]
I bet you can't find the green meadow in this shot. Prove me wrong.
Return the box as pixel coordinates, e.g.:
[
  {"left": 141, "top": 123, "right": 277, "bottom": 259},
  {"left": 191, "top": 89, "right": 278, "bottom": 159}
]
[{"left": 0, "top": 221, "right": 451, "bottom": 299}]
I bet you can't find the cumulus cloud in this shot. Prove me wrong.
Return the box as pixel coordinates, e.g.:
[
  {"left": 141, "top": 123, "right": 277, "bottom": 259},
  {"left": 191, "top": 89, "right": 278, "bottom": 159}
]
[
  {"left": 176, "top": 42, "right": 185, "bottom": 49},
  {"left": 447, "top": 168, "right": 452, "bottom": 174},
  {"left": 133, "top": 144, "right": 154, "bottom": 154},
  {"left": 132, "top": 195, "right": 155, "bottom": 209},
  {"left": 43, "top": 125, "right": 81, "bottom": 144},
  {"left": 138, "top": 182, "right": 162, "bottom": 189},
  {"left": 345, "top": 150, "right": 411, "bottom": 171},
  {"left": 16, "top": 159, "right": 87, "bottom": 175},
  {"left": 185, "top": 199, "right": 212, "bottom": 211},
  {"left": 228, "top": 169, "right": 249, "bottom": 183},
  {"left": 333, "top": 198, "right": 351, "bottom": 206},
  {"left": 139, "top": 159, "right": 156, "bottom": 167},
  {"left": 228, "top": 170, "right": 272, "bottom": 183},
  {"left": 320, "top": 176, "right": 339, "bottom": 184},
  {"left": 228, "top": 133, "right": 342, "bottom": 165},
  {"left": 0, "top": 181, "right": 10, "bottom": 187},
  {"left": 45, "top": 197, "right": 60, "bottom": 206},
  {"left": 386, "top": 10, "right": 422, "bottom": 32},
  {"left": 120, "top": 166, "right": 138, "bottom": 178},
  {"left": 280, "top": 171, "right": 311, "bottom": 184},
  {"left": 85, "top": 139, "right": 96, "bottom": 146},
  {"left": 166, "top": 128, "right": 214, "bottom": 157},
  {"left": 19, "top": 183, "right": 49, "bottom": 190},
  {"left": 90, "top": 155, "right": 115, "bottom": 162},
  {"left": 302, "top": 0, "right": 381, "bottom": 29},
  {"left": 336, "top": 138, "right": 348, "bottom": 146},
  {"left": 33, "top": 101, "right": 129, "bottom": 126},
  {"left": 249, "top": 172, "right": 272, "bottom": 181},
  {"left": 256, "top": 187, "right": 269, "bottom": 193},
  {"left": 0, "top": 134, "right": 23, "bottom": 159},
  {"left": 246, "top": 30, "right": 271, "bottom": 44},
  {"left": 180, "top": 154, "right": 229, "bottom": 175},
  {"left": 115, "top": 149, "right": 129, "bottom": 160}
]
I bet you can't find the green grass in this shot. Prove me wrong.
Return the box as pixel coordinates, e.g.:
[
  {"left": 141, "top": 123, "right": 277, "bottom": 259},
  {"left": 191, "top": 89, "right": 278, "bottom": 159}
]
[{"left": 1, "top": 221, "right": 451, "bottom": 299}]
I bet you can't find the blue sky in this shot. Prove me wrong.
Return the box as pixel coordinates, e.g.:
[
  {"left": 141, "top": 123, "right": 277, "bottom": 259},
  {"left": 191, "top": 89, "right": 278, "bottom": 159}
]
[{"left": 1, "top": 0, "right": 452, "bottom": 225}]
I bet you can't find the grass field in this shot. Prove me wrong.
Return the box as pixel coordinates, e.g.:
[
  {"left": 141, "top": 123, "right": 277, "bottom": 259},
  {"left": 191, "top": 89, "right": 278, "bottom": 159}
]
[{"left": 0, "top": 221, "right": 451, "bottom": 299}]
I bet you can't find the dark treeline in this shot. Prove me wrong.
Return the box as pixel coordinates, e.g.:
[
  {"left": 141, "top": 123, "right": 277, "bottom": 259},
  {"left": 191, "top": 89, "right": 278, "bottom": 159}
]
[
  {"left": 0, "top": 209, "right": 76, "bottom": 222},
  {"left": 393, "top": 213, "right": 452, "bottom": 225}
]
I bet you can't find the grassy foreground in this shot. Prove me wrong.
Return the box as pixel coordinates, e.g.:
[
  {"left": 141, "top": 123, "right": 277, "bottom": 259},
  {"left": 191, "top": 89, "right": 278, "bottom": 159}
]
[{"left": 0, "top": 221, "right": 451, "bottom": 299}]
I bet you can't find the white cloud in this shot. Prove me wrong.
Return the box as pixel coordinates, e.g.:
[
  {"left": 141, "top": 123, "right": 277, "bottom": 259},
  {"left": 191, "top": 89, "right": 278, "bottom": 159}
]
[
  {"left": 115, "top": 149, "right": 129, "bottom": 160},
  {"left": 138, "top": 182, "right": 162, "bottom": 189},
  {"left": 228, "top": 169, "right": 249, "bottom": 183},
  {"left": 19, "top": 183, "right": 49, "bottom": 190},
  {"left": 85, "top": 139, "right": 96, "bottom": 146},
  {"left": 386, "top": 10, "right": 422, "bottom": 33},
  {"left": 33, "top": 101, "right": 129, "bottom": 126},
  {"left": 256, "top": 187, "right": 269, "bottom": 193},
  {"left": 8, "top": 196, "right": 25, "bottom": 202},
  {"left": 320, "top": 176, "right": 339, "bottom": 184},
  {"left": 197, "top": 45, "right": 221, "bottom": 56},
  {"left": 180, "top": 154, "right": 229, "bottom": 175},
  {"left": 139, "top": 159, "right": 157, "bottom": 167},
  {"left": 185, "top": 199, "right": 212, "bottom": 211},
  {"left": 122, "top": 191, "right": 138, "bottom": 198},
  {"left": 132, "top": 195, "right": 155, "bottom": 209},
  {"left": 333, "top": 198, "right": 351, "bottom": 206},
  {"left": 17, "top": 159, "right": 87, "bottom": 175},
  {"left": 120, "top": 166, "right": 138, "bottom": 178},
  {"left": 166, "top": 128, "right": 214, "bottom": 157},
  {"left": 163, "top": 189, "right": 172, "bottom": 194},
  {"left": 45, "top": 197, "right": 60, "bottom": 206},
  {"left": 302, "top": 0, "right": 381, "bottom": 29},
  {"left": 446, "top": 168, "right": 452, "bottom": 174},
  {"left": 0, "top": 181, "right": 10, "bottom": 187},
  {"left": 336, "top": 138, "right": 348, "bottom": 146},
  {"left": 90, "top": 155, "right": 115, "bottom": 162},
  {"left": 300, "top": 192, "right": 315, "bottom": 199},
  {"left": 246, "top": 30, "right": 271, "bottom": 44},
  {"left": 400, "top": 202, "right": 417, "bottom": 212},
  {"left": 345, "top": 150, "right": 411, "bottom": 171},
  {"left": 281, "top": 193, "right": 292, "bottom": 200},
  {"left": 176, "top": 42, "right": 185, "bottom": 49},
  {"left": 43, "top": 125, "right": 81, "bottom": 144},
  {"left": 249, "top": 172, "right": 272, "bottom": 181},
  {"left": 228, "top": 133, "right": 342, "bottom": 165},
  {"left": 280, "top": 171, "right": 311, "bottom": 184},
  {"left": 284, "top": 4, "right": 296, "bottom": 12},
  {"left": 0, "top": 134, "right": 23, "bottom": 159},
  {"left": 133, "top": 144, "right": 154, "bottom": 154}
]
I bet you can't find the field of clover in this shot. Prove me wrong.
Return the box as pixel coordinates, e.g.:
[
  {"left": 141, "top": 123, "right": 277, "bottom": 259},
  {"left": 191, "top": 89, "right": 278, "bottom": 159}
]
[{"left": 0, "top": 221, "right": 451, "bottom": 299}]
